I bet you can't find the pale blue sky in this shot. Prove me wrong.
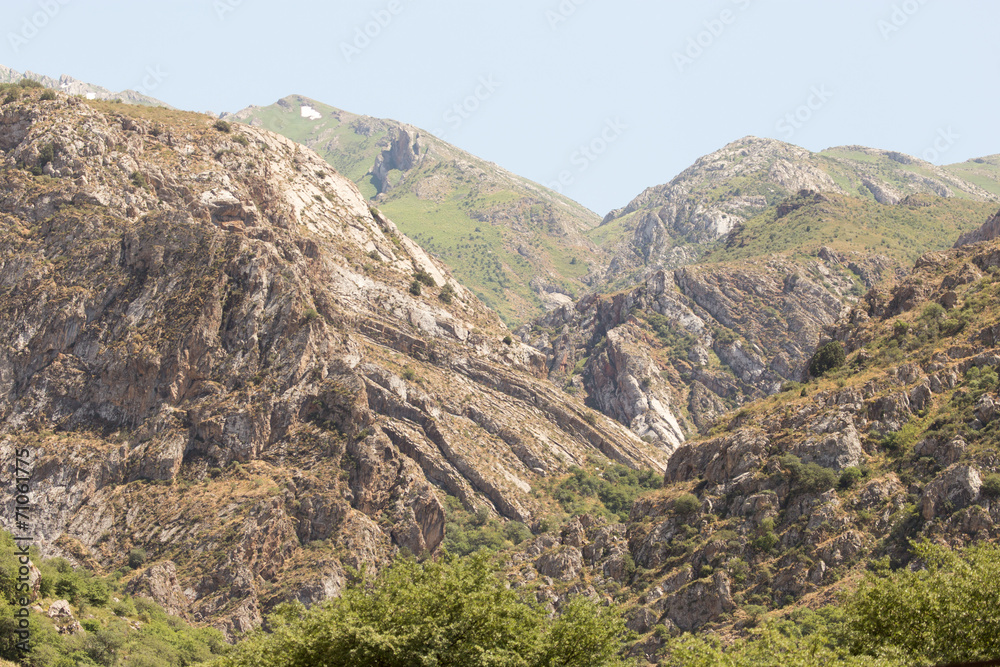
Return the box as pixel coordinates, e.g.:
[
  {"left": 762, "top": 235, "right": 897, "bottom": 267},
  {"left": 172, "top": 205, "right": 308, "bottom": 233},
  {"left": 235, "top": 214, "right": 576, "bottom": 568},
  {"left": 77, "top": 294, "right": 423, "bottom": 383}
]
[{"left": 5, "top": 0, "right": 998, "bottom": 215}]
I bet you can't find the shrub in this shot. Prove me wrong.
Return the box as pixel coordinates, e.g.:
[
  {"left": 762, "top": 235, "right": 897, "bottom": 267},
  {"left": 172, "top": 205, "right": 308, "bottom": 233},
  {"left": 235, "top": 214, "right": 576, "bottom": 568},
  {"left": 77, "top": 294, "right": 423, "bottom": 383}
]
[
  {"left": 17, "top": 78, "right": 44, "bottom": 88},
  {"left": 39, "top": 142, "right": 55, "bottom": 170},
  {"left": 502, "top": 334, "right": 514, "bottom": 346},
  {"left": 439, "top": 283, "right": 455, "bottom": 304},
  {"left": 127, "top": 547, "right": 147, "bottom": 569},
  {"left": 838, "top": 466, "right": 864, "bottom": 490},
  {"left": 39, "top": 89, "right": 56, "bottom": 101},
  {"left": 778, "top": 454, "right": 838, "bottom": 494},
  {"left": 982, "top": 473, "right": 1000, "bottom": 498},
  {"left": 808, "top": 341, "right": 846, "bottom": 377},
  {"left": 218, "top": 553, "right": 631, "bottom": 667},
  {"left": 751, "top": 529, "right": 779, "bottom": 553},
  {"left": 842, "top": 541, "right": 1000, "bottom": 664},
  {"left": 673, "top": 493, "right": 701, "bottom": 517},
  {"left": 409, "top": 280, "right": 422, "bottom": 296},
  {"left": 214, "top": 119, "right": 232, "bottom": 132},
  {"left": 130, "top": 170, "right": 147, "bottom": 189},
  {"left": 303, "top": 308, "right": 320, "bottom": 321},
  {"left": 413, "top": 269, "right": 436, "bottom": 287},
  {"left": 920, "top": 302, "right": 945, "bottom": 321}
]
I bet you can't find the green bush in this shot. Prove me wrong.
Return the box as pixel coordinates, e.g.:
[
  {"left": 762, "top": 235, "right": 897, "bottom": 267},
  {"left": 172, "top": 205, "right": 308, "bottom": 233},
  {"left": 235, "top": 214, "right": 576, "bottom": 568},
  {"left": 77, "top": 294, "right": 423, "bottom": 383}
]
[
  {"left": 838, "top": 466, "right": 865, "bottom": 490},
  {"left": 982, "top": 473, "right": 1000, "bottom": 498},
  {"left": 552, "top": 465, "right": 662, "bottom": 521},
  {"left": 841, "top": 541, "right": 1000, "bottom": 665},
  {"left": 217, "top": 552, "right": 632, "bottom": 667},
  {"left": 673, "top": 493, "right": 701, "bottom": 517},
  {"left": 778, "top": 454, "right": 838, "bottom": 494},
  {"left": 439, "top": 282, "right": 455, "bottom": 304},
  {"left": 40, "top": 89, "right": 56, "bottom": 101},
  {"left": 808, "top": 341, "right": 846, "bottom": 377},
  {"left": 213, "top": 119, "right": 232, "bottom": 132},
  {"left": 128, "top": 547, "right": 147, "bottom": 569},
  {"left": 17, "top": 78, "right": 44, "bottom": 88},
  {"left": 409, "top": 280, "right": 422, "bottom": 296},
  {"left": 413, "top": 269, "right": 436, "bottom": 287},
  {"left": 751, "top": 530, "right": 780, "bottom": 554}
]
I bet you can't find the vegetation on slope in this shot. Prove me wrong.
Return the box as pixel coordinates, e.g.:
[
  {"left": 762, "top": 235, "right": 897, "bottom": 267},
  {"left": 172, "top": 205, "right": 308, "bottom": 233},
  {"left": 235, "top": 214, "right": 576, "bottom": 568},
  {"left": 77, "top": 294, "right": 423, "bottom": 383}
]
[
  {"left": 661, "top": 541, "right": 1000, "bottom": 666},
  {"left": 215, "top": 552, "right": 632, "bottom": 667},
  {"left": 705, "top": 191, "right": 997, "bottom": 266},
  {"left": 230, "top": 95, "right": 604, "bottom": 324},
  {"left": 0, "top": 532, "right": 229, "bottom": 667}
]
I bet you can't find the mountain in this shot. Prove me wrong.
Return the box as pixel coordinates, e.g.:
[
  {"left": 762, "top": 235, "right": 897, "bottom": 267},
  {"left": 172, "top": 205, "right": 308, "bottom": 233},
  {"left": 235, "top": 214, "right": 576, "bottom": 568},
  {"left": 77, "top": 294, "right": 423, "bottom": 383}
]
[
  {"left": 0, "top": 64, "right": 171, "bottom": 108},
  {"left": 519, "top": 138, "right": 1000, "bottom": 461},
  {"left": 510, "top": 215, "right": 1000, "bottom": 662},
  {"left": 0, "top": 88, "right": 669, "bottom": 636},
  {"left": 223, "top": 95, "right": 606, "bottom": 324},
  {"left": 595, "top": 136, "right": 1000, "bottom": 285}
]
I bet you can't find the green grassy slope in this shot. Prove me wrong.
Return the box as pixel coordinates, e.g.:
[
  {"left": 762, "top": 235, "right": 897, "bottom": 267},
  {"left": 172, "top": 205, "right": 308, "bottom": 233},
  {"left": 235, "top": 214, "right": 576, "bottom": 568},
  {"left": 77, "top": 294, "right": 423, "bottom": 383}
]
[
  {"left": 228, "top": 95, "right": 607, "bottom": 324},
  {"left": 707, "top": 191, "right": 999, "bottom": 265}
]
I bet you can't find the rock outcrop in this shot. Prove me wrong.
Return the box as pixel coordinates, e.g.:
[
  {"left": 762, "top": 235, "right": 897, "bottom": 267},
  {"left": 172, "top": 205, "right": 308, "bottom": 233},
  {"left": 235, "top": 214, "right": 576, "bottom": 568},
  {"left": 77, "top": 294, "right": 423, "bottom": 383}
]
[{"left": 0, "top": 92, "right": 667, "bottom": 635}]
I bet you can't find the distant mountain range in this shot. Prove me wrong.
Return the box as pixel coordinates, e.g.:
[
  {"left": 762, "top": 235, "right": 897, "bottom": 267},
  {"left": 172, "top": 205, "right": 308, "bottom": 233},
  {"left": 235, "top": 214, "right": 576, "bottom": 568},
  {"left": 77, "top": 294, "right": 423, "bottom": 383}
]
[{"left": 0, "top": 64, "right": 171, "bottom": 108}]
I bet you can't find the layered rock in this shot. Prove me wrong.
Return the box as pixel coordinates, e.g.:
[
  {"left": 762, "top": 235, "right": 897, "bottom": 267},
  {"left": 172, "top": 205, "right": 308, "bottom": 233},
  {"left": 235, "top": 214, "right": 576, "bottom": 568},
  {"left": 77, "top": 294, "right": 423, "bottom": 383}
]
[{"left": 0, "top": 93, "right": 667, "bottom": 635}]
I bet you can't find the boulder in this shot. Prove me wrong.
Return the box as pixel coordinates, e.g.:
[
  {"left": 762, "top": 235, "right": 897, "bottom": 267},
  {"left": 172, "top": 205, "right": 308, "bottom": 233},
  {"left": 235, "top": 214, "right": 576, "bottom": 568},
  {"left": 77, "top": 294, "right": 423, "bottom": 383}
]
[{"left": 922, "top": 465, "right": 982, "bottom": 520}]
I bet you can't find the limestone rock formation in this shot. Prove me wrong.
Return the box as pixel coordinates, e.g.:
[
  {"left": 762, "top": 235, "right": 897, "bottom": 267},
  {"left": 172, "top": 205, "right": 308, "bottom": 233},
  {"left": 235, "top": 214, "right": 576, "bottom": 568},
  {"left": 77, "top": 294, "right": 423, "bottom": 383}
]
[{"left": 0, "top": 92, "right": 666, "bottom": 634}]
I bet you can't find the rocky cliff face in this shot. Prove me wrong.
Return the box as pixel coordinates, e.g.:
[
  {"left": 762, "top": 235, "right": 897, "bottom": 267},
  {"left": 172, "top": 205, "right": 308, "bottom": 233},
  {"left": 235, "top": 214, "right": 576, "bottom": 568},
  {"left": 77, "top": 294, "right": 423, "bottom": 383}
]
[
  {"left": 0, "top": 92, "right": 668, "bottom": 636},
  {"left": 225, "top": 95, "right": 606, "bottom": 323},
  {"left": 522, "top": 246, "right": 894, "bottom": 452},
  {"left": 511, "top": 235, "right": 1000, "bottom": 661},
  {"left": 955, "top": 208, "right": 1000, "bottom": 247}
]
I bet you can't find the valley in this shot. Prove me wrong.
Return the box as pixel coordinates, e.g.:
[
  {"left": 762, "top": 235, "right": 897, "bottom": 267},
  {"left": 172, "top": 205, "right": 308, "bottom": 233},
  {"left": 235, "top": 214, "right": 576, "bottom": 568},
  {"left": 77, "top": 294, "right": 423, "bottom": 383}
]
[{"left": 1, "top": 74, "right": 1000, "bottom": 666}]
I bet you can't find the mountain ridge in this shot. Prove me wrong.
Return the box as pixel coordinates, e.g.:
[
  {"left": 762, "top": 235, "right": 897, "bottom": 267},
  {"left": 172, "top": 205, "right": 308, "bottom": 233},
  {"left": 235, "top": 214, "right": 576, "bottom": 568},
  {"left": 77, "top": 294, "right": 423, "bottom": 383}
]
[{"left": 224, "top": 94, "right": 605, "bottom": 324}]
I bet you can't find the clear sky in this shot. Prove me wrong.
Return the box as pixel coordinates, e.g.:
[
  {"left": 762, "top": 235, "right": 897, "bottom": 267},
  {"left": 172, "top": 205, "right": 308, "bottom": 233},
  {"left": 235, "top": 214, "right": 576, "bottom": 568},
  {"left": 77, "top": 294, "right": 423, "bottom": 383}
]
[{"left": 5, "top": 0, "right": 998, "bottom": 215}]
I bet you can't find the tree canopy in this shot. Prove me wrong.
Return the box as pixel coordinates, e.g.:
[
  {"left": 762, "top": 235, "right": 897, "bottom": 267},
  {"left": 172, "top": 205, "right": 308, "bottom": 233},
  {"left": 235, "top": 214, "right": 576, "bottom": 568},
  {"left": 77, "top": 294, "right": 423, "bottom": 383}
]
[{"left": 216, "top": 551, "right": 633, "bottom": 667}]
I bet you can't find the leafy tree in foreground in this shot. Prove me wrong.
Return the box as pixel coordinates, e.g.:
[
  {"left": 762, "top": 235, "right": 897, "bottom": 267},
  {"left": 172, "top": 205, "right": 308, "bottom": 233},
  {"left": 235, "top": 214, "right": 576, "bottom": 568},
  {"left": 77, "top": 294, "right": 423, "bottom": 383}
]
[
  {"left": 216, "top": 552, "right": 633, "bottom": 667},
  {"left": 841, "top": 541, "right": 1000, "bottom": 665}
]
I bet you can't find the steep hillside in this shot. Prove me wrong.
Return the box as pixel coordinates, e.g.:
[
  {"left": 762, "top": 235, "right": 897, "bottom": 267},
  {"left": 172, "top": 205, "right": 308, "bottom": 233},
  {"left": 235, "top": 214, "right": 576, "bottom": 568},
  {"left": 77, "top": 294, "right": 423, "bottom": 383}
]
[
  {"left": 0, "top": 64, "right": 170, "bottom": 108},
  {"left": 509, "top": 219, "right": 1000, "bottom": 664},
  {"left": 224, "top": 95, "right": 605, "bottom": 323},
  {"left": 528, "top": 139, "right": 1000, "bottom": 458},
  {"left": 0, "top": 90, "right": 670, "bottom": 636},
  {"left": 596, "top": 137, "right": 1000, "bottom": 285}
]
